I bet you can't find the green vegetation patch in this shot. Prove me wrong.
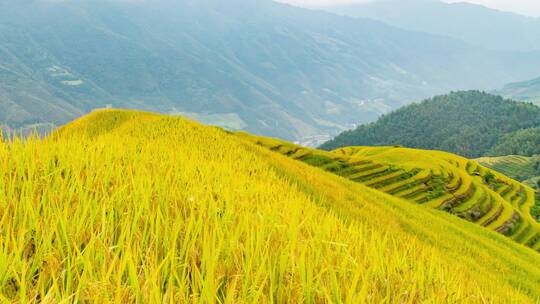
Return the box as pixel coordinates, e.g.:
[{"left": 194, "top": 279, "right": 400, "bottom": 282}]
[{"left": 321, "top": 91, "right": 540, "bottom": 158}]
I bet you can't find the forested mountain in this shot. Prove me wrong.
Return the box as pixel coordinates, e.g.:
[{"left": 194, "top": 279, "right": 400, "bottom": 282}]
[
  {"left": 320, "top": 91, "right": 540, "bottom": 158},
  {"left": 499, "top": 76, "right": 540, "bottom": 105},
  {"left": 488, "top": 127, "right": 540, "bottom": 156},
  {"left": 324, "top": 0, "right": 540, "bottom": 52},
  {"left": 2, "top": 0, "right": 540, "bottom": 142}
]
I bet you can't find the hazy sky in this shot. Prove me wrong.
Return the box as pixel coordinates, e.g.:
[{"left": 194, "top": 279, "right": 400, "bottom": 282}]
[{"left": 278, "top": 0, "right": 540, "bottom": 17}]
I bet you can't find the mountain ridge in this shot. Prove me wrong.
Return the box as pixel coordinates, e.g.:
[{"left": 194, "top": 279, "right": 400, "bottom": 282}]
[
  {"left": 2, "top": 0, "right": 540, "bottom": 142},
  {"left": 323, "top": 0, "right": 540, "bottom": 52}
]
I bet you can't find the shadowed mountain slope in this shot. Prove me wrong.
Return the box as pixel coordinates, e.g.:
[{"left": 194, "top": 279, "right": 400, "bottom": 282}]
[{"left": 2, "top": 0, "right": 540, "bottom": 142}]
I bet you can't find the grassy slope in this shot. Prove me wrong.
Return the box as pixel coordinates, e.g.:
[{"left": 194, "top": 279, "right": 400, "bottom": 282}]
[{"left": 0, "top": 110, "right": 539, "bottom": 302}]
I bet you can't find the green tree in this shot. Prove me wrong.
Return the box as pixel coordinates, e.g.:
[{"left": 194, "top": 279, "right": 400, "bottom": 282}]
[{"left": 321, "top": 91, "right": 540, "bottom": 158}]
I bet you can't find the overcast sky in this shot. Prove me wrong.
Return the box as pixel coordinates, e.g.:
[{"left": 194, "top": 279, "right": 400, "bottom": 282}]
[{"left": 278, "top": 0, "right": 540, "bottom": 17}]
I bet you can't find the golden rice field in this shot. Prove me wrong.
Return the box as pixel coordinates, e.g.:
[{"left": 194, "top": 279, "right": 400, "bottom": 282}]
[
  {"left": 1, "top": 110, "right": 540, "bottom": 303},
  {"left": 240, "top": 134, "right": 540, "bottom": 251}
]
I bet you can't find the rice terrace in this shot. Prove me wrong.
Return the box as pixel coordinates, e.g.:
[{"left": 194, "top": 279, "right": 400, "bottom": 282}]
[
  {"left": 243, "top": 134, "right": 540, "bottom": 249},
  {"left": 0, "top": 110, "right": 539, "bottom": 302},
  {"left": 2, "top": 0, "right": 540, "bottom": 302}
]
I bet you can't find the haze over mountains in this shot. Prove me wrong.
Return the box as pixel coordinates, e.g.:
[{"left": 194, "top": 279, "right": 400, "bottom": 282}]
[
  {"left": 324, "top": 0, "right": 540, "bottom": 52},
  {"left": 499, "top": 76, "right": 540, "bottom": 104},
  {"left": 2, "top": 0, "right": 540, "bottom": 143}
]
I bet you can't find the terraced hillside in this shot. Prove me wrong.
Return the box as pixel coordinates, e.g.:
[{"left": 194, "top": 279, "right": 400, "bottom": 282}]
[
  {"left": 2, "top": 110, "right": 540, "bottom": 302},
  {"left": 477, "top": 155, "right": 540, "bottom": 222},
  {"left": 239, "top": 134, "right": 540, "bottom": 251},
  {"left": 477, "top": 155, "right": 540, "bottom": 187}
]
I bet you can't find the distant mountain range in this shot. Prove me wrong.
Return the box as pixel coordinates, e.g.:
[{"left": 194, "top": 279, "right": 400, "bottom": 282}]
[
  {"left": 2, "top": 0, "right": 540, "bottom": 142},
  {"left": 499, "top": 76, "right": 540, "bottom": 104},
  {"left": 323, "top": 0, "right": 540, "bottom": 52},
  {"left": 321, "top": 91, "right": 540, "bottom": 158}
]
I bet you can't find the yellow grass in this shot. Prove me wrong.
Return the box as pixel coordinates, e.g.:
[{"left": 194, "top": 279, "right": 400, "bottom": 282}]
[{"left": 0, "top": 110, "right": 539, "bottom": 302}]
